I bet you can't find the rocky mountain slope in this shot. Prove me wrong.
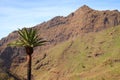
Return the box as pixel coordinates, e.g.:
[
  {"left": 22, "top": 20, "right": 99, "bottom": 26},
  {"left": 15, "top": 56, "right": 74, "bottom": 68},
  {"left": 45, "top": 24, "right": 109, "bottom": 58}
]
[{"left": 0, "top": 5, "right": 120, "bottom": 80}]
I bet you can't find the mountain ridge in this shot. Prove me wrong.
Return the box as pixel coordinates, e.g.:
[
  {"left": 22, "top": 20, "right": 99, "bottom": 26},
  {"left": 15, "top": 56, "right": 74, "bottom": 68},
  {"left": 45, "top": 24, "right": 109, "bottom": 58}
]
[{"left": 1, "top": 5, "right": 120, "bottom": 45}]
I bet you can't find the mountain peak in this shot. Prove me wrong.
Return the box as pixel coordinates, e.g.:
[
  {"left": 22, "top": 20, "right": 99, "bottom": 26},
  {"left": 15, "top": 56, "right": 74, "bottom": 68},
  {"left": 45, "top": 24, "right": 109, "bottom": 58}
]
[
  {"left": 80, "top": 5, "right": 92, "bottom": 10},
  {"left": 74, "top": 5, "right": 93, "bottom": 14}
]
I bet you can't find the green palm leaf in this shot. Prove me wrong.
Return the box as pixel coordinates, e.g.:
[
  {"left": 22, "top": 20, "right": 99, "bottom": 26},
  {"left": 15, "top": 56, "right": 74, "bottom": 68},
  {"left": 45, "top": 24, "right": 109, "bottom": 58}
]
[{"left": 8, "top": 27, "right": 47, "bottom": 48}]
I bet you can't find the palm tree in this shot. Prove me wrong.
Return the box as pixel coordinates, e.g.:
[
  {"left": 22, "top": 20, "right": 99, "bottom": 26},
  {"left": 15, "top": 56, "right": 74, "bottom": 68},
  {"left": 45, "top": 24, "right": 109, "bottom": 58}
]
[{"left": 8, "top": 28, "right": 47, "bottom": 80}]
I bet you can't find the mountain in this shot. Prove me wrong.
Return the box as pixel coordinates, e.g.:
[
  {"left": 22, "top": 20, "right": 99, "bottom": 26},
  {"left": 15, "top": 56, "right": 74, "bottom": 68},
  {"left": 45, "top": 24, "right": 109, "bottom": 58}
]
[{"left": 0, "top": 5, "right": 120, "bottom": 80}]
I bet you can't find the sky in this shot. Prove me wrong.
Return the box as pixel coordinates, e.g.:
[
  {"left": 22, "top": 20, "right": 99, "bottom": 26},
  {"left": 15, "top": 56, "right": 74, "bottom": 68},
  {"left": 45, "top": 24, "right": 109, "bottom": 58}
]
[{"left": 0, "top": 0, "right": 120, "bottom": 39}]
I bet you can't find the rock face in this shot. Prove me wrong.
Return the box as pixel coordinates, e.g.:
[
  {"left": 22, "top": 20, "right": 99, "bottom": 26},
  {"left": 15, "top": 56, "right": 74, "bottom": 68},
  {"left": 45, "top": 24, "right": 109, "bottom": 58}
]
[
  {"left": 0, "top": 5, "right": 120, "bottom": 77},
  {"left": 33, "top": 5, "right": 120, "bottom": 45}
]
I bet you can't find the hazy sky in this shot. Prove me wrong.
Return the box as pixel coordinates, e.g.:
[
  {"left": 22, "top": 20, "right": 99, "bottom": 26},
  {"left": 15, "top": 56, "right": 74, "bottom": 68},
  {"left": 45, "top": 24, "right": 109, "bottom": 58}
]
[{"left": 0, "top": 0, "right": 120, "bottom": 39}]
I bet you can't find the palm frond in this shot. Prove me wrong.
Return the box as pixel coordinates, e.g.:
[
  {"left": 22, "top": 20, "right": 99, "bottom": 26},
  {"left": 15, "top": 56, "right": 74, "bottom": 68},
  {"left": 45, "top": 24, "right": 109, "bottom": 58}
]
[
  {"left": 8, "top": 27, "right": 47, "bottom": 48},
  {"left": 33, "top": 39, "right": 47, "bottom": 47},
  {"left": 8, "top": 40, "right": 24, "bottom": 47}
]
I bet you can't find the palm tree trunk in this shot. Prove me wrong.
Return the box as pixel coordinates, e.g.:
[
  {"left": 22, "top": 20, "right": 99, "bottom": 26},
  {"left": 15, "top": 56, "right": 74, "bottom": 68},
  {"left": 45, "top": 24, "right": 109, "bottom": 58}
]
[
  {"left": 25, "top": 47, "right": 33, "bottom": 80},
  {"left": 27, "top": 54, "right": 32, "bottom": 80}
]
